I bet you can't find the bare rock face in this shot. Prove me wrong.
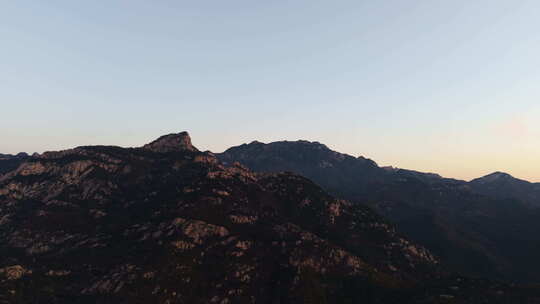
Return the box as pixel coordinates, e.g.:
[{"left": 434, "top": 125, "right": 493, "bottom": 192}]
[{"left": 142, "top": 132, "right": 198, "bottom": 153}]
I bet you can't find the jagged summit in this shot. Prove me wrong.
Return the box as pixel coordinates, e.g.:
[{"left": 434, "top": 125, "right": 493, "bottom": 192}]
[{"left": 142, "top": 131, "right": 198, "bottom": 153}]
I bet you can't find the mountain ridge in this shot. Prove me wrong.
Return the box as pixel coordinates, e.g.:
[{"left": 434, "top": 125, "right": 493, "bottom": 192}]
[
  {"left": 469, "top": 171, "right": 540, "bottom": 209},
  {"left": 2, "top": 134, "right": 540, "bottom": 302},
  {"left": 218, "top": 139, "right": 540, "bottom": 283},
  {"left": 0, "top": 132, "right": 458, "bottom": 303}
]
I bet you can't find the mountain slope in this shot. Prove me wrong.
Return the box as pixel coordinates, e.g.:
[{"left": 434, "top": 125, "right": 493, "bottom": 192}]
[
  {"left": 470, "top": 172, "right": 540, "bottom": 207},
  {"left": 218, "top": 140, "right": 387, "bottom": 199},
  {"left": 219, "top": 140, "right": 540, "bottom": 283},
  {"left": 0, "top": 153, "right": 29, "bottom": 176},
  {"left": 0, "top": 132, "right": 450, "bottom": 303}
]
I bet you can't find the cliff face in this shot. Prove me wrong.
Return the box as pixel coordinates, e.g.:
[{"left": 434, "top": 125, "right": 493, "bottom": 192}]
[
  {"left": 142, "top": 132, "right": 198, "bottom": 153},
  {"left": 0, "top": 133, "right": 442, "bottom": 303}
]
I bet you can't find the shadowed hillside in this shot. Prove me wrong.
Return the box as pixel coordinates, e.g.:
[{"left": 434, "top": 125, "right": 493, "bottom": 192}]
[{"left": 219, "top": 140, "right": 540, "bottom": 283}]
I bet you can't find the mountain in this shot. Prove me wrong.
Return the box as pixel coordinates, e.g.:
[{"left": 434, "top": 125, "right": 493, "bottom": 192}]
[
  {"left": 218, "top": 140, "right": 540, "bottom": 283},
  {"left": 0, "top": 132, "right": 473, "bottom": 303},
  {"left": 0, "top": 153, "right": 30, "bottom": 176},
  {"left": 218, "top": 140, "right": 386, "bottom": 199},
  {"left": 470, "top": 172, "right": 540, "bottom": 207}
]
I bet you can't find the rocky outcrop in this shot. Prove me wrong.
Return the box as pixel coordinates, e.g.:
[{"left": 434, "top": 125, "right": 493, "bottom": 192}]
[{"left": 142, "top": 131, "right": 198, "bottom": 153}]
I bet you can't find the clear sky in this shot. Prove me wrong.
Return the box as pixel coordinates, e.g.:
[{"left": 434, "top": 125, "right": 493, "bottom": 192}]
[{"left": 2, "top": 1, "right": 540, "bottom": 182}]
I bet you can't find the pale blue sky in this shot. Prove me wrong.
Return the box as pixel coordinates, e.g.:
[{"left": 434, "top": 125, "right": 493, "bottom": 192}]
[{"left": 2, "top": 1, "right": 540, "bottom": 181}]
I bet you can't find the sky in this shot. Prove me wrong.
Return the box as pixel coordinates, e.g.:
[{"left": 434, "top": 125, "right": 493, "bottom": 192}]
[{"left": 1, "top": 1, "right": 540, "bottom": 182}]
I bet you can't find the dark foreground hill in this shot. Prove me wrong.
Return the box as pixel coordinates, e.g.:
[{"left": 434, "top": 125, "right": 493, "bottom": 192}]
[
  {"left": 218, "top": 140, "right": 540, "bottom": 283},
  {"left": 2, "top": 132, "right": 499, "bottom": 304}
]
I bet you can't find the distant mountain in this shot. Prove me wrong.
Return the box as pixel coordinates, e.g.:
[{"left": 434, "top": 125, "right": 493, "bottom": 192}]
[
  {"left": 0, "top": 152, "right": 30, "bottom": 176},
  {"left": 219, "top": 140, "right": 540, "bottom": 283},
  {"left": 1, "top": 132, "right": 475, "bottom": 303},
  {"left": 470, "top": 172, "right": 540, "bottom": 207},
  {"left": 218, "top": 140, "right": 386, "bottom": 199}
]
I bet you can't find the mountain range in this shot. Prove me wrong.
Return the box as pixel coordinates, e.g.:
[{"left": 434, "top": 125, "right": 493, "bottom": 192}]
[
  {"left": 218, "top": 140, "right": 540, "bottom": 283},
  {"left": 1, "top": 133, "right": 539, "bottom": 303}
]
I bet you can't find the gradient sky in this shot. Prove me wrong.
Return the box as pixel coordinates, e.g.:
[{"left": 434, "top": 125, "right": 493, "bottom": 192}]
[{"left": 2, "top": 1, "right": 540, "bottom": 182}]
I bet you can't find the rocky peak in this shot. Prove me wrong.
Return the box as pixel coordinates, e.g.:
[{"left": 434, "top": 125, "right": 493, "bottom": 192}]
[{"left": 142, "top": 131, "right": 198, "bottom": 153}]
